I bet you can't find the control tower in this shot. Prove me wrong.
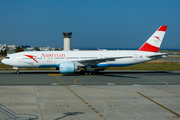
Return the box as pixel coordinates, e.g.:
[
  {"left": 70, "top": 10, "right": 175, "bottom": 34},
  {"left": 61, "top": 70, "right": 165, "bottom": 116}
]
[{"left": 62, "top": 32, "right": 72, "bottom": 51}]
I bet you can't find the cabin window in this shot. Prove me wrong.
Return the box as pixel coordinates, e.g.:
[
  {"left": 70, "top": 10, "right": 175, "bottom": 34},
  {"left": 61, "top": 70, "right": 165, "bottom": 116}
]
[
  {"left": 80, "top": 57, "right": 98, "bottom": 59},
  {"left": 5, "top": 57, "right": 10, "bottom": 59},
  {"left": 66, "top": 57, "right": 79, "bottom": 59},
  {"left": 54, "top": 57, "right": 65, "bottom": 59}
]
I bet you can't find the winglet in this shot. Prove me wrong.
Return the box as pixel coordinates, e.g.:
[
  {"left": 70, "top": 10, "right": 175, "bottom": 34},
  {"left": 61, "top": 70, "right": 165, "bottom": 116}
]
[{"left": 138, "top": 25, "right": 168, "bottom": 52}]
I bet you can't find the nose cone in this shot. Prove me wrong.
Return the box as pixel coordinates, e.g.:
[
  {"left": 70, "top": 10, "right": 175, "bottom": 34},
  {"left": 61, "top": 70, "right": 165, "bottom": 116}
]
[
  {"left": 1, "top": 56, "right": 14, "bottom": 66},
  {"left": 1, "top": 58, "right": 10, "bottom": 65},
  {"left": 1, "top": 58, "right": 5, "bottom": 64}
]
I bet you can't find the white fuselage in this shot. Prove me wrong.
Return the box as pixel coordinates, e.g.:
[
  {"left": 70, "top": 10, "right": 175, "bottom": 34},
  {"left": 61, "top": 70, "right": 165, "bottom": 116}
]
[
  {"left": 2, "top": 50, "right": 161, "bottom": 68},
  {"left": 1, "top": 25, "right": 168, "bottom": 74}
]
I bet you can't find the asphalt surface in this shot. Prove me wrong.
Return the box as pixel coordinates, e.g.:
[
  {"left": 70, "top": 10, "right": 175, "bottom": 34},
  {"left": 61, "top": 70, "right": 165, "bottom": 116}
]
[
  {"left": 0, "top": 70, "right": 180, "bottom": 120},
  {"left": 0, "top": 70, "right": 180, "bottom": 85}
]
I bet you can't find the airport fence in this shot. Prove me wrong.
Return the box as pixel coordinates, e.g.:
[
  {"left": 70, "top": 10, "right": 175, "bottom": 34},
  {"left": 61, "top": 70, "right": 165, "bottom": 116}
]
[{"left": 161, "top": 52, "right": 180, "bottom": 64}]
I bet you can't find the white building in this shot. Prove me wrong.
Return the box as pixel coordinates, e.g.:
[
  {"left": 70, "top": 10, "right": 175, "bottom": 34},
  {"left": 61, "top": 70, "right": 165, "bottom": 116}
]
[
  {"left": 39, "top": 47, "right": 51, "bottom": 51},
  {"left": 8, "top": 45, "right": 16, "bottom": 50},
  {"left": 25, "top": 47, "right": 35, "bottom": 51}
]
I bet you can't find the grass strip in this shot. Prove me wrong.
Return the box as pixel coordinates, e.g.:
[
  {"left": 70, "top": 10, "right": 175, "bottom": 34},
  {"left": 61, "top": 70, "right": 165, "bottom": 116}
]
[{"left": 1, "top": 60, "right": 180, "bottom": 71}]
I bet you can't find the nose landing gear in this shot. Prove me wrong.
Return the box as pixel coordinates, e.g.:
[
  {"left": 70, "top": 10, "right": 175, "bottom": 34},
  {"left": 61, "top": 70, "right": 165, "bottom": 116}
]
[
  {"left": 13, "top": 67, "right": 19, "bottom": 75},
  {"left": 16, "top": 69, "right": 19, "bottom": 75}
]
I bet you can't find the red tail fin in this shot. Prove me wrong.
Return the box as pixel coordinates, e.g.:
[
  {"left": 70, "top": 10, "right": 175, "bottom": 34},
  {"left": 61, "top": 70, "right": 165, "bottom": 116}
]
[{"left": 138, "top": 25, "right": 167, "bottom": 52}]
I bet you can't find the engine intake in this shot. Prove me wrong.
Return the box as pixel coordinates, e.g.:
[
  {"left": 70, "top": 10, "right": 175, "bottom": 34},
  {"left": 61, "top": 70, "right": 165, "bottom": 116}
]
[{"left": 59, "top": 62, "right": 75, "bottom": 73}]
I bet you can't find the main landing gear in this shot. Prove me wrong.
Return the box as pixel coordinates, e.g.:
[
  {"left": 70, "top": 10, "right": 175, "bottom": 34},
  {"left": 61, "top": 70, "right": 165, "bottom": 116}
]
[
  {"left": 85, "top": 71, "right": 91, "bottom": 75},
  {"left": 84, "top": 66, "right": 95, "bottom": 75}
]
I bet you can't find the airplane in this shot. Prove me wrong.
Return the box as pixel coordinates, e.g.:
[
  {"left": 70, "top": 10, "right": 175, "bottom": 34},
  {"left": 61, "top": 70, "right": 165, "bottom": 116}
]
[{"left": 1, "top": 25, "right": 168, "bottom": 75}]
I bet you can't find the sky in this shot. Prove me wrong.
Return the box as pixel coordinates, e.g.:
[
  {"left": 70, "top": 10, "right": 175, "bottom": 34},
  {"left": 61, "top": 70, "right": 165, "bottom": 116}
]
[{"left": 0, "top": 0, "right": 180, "bottom": 49}]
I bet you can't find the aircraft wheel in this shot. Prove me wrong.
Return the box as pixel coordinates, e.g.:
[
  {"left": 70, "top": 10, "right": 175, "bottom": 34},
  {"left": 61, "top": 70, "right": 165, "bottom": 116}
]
[
  {"left": 85, "top": 71, "right": 92, "bottom": 75},
  {"left": 16, "top": 70, "right": 19, "bottom": 75}
]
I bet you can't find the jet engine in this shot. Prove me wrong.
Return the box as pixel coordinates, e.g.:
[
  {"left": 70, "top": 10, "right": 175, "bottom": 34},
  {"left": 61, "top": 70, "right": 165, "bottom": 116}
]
[{"left": 59, "top": 62, "right": 77, "bottom": 73}]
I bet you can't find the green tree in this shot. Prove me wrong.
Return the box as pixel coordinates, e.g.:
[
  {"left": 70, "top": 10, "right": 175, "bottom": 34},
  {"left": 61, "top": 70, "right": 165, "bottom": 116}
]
[
  {"left": 34, "top": 47, "right": 40, "bottom": 51},
  {"left": 15, "top": 47, "right": 24, "bottom": 53},
  {"left": 0, "top": 50, "right": 7, "bottom": 56}
]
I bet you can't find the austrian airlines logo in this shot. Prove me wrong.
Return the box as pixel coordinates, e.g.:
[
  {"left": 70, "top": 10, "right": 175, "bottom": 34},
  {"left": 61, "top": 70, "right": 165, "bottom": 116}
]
[
  {"left": 154, "top": 36, "right": 161, "bottom": 41},
  {"left": 24, "top": 53, "right": 65, "bottom": 63},
  {"left": 24, "top": 55, "right": 38, "bottom": 63}
]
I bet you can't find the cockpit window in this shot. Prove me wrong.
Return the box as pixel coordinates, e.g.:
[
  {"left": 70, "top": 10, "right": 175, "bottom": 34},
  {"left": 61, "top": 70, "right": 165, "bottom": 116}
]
[{"left": 5, "top": 57, "right": 10, "bottom": 59}]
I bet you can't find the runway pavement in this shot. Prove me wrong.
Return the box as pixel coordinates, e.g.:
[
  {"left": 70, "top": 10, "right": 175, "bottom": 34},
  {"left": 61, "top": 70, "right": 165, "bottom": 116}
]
[{"left": 0, "top": 70, "right": 180, "bottom": 120}]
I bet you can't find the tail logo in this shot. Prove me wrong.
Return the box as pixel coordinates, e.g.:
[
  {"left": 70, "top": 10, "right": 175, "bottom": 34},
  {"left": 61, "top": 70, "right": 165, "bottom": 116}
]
[
  {"left": 138, "top": 25, "right": 167, "bottom": 52},
  {"left": 24, "top": 55, "right": 38, "bottom": 63},
  {"left": 154, "top": 36, "right": 161, "bottom": 41}
]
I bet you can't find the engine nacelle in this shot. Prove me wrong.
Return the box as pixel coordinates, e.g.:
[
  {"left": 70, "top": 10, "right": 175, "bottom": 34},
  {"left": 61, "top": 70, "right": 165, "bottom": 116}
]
[{"left": 59, "top": 62, "right": 76, "bottom": 73}]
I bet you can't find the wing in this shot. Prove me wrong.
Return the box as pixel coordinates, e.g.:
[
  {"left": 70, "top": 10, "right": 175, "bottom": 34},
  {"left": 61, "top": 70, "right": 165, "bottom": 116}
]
[{"left": 73, "top": 56, "right": 133, "bottom": 66}]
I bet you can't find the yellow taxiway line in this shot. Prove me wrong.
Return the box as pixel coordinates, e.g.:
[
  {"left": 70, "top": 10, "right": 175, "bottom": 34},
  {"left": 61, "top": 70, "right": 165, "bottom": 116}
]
[{"left": 54, "top": 75, "right": 104, "bottom": 118}]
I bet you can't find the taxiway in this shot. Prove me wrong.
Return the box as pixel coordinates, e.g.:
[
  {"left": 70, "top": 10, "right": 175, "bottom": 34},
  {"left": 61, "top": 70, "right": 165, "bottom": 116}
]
[{"left": 0, "top": 71, "right": 180, "bottom": 120}]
